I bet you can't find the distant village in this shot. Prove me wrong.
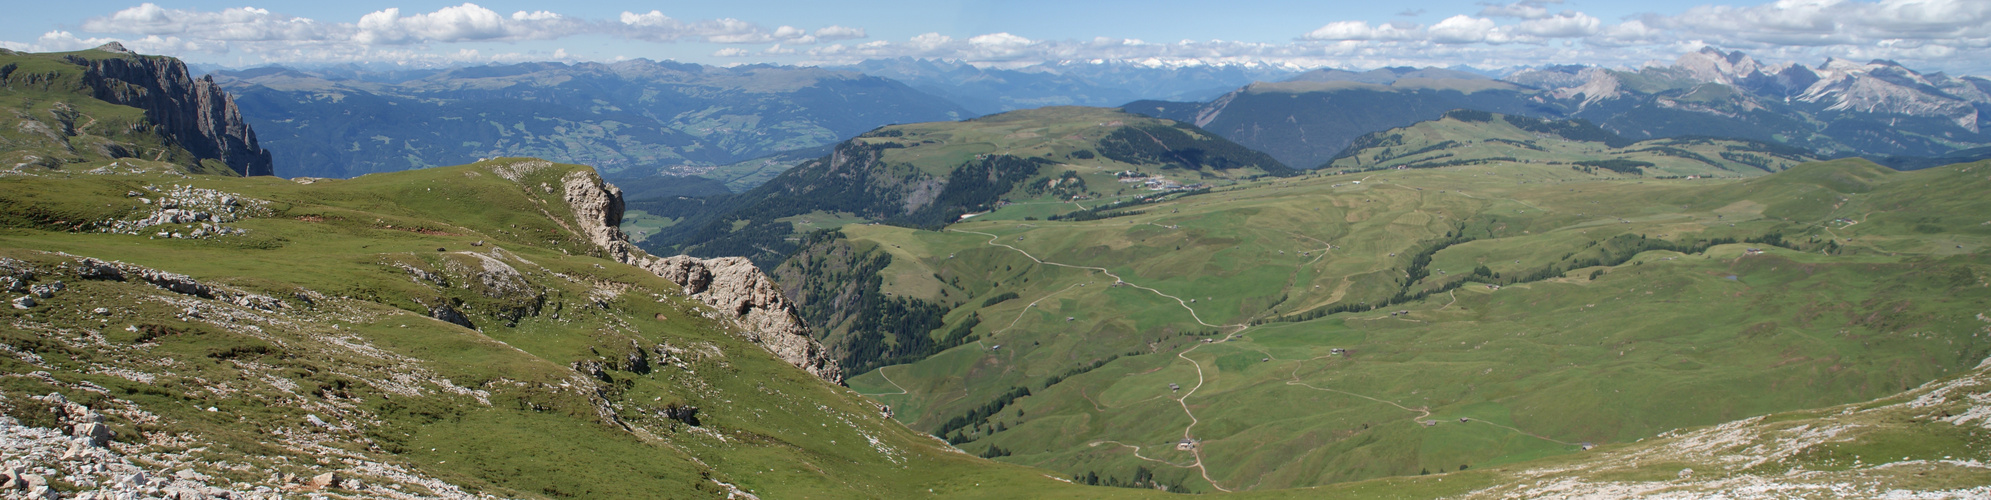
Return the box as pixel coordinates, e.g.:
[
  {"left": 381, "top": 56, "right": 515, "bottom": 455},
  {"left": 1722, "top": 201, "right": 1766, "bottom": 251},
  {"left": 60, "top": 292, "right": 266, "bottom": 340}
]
[{"left": 1116, "top": 170, "right": 1206, "bottom": 191}]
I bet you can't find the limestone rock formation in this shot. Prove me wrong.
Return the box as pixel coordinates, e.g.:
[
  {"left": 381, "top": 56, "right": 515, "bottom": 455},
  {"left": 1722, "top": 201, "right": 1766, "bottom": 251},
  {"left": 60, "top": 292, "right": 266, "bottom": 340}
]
[
  {"left": 640, "top": 255, "right": 842, "bottom": 382},
  {"left": 557, "top": 168, "right": 843, "bottom": 382},
  {"left": 71, "top": 43, "right": 274, "bottom": 176}
]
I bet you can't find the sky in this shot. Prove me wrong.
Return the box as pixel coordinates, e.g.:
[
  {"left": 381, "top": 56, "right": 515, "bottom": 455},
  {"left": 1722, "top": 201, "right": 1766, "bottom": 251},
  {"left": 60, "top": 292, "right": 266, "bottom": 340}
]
[{"left": 2, "top": 0, "right": 1987, "bottom": 75}]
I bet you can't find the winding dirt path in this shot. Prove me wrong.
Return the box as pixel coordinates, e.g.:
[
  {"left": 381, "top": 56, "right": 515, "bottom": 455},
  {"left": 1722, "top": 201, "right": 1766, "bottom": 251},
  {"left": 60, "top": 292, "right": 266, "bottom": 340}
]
[
  {"left": 1284, "top": 358, "right": 1575, "bottom": 446},
  {"left": 951, "top": 227, "right": 1246, "bottom": 492},
  {"left": 855, "top": 365, "right": 910, "bottom": 397},
  {"left": 1285, "top": 362, "right": 1433, "bottom": 421},
  {"left": 949, "top": 229, "right": 1237, "bottom": 331},
  {"left": 1089, "top": 440, "right": 1198, "bottom": 468},
  {"left": 993, "top": 281, "right": 1088, "bottom": 336}
]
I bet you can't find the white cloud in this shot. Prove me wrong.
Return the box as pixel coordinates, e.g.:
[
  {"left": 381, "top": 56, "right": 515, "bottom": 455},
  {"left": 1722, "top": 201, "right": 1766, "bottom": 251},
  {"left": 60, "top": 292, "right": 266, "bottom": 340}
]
[
  {"left": 81, "top": 4, "right": 336, "bottom": 42},
  {"left": 10, "top": 4, "right": 879, "bottom": 66},
  {"left": 1428, "top": 15, "right": 1498, "bottom": 44},
  {"left": 8, "top": 1, "right": 1991, "bottom": 76},
  {"left": 1478, "top": 0, "right": 1561, "bottom": 19},
  {"left": 1301, "top": 21, "right": 1420, "bottom": 41},
  {"left": 1510, "top": 13, "right": 1599, "bottom": 38},
  {"left": 354, "top": 4, "right": 584, "bottom": 45},
  {"left": 814, "top": 26, "right": 867, "bottom": 40}
]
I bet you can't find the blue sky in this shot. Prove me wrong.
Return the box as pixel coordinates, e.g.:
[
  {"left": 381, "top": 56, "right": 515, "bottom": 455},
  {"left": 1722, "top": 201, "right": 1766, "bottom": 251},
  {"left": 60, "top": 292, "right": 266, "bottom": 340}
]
[{"left": 4, "top": 1, "right": 1988, "bottom": 74}]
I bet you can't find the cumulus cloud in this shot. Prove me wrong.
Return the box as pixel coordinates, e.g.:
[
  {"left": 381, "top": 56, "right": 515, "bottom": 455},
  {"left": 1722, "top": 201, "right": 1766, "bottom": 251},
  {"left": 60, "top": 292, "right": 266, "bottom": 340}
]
[
  {"left": 80, "top": 4, "right": 335, "bottom": 42},
  {"left": 1510, "top": 12, "right": 1600, "bottom": 38},
  {"left": 8, "top": 3, "right": 869, "bottom": 65},
  {"left": 615, "top": 11, "right": 850, "bottom": 44},
  {"left": 1301, "top": 21, "right": 1421, "bottom": 41},
  {"left": 6, "top": 1, "right": 1991, "bottom": 75},
  {"left": 1478, "top": 0, "right": 1561, "bottom": 20},
  {"left": 814, "top": 25, "right": 867, "bottom": 40},
  {"left": 1428, "top": 15, "right": 1498, "bottom": 43},
  {"left": 1279, "top": 0, "right": 1991, "bottom": 73},
  {"left": 353, "top": 4, "right": 585, "bottom": 44}
]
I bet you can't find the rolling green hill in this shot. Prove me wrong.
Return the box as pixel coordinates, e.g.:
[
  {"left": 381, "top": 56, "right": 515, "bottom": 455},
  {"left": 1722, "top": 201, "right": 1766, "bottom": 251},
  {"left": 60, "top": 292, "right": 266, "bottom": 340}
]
[
  {"left": 635, "top": 106, "right": 1293, "bottom": 267},
  {"left": 1123, "top": 78, "right": 1548, "bottom": 170},
  {"left": 1324, "top": 110, "right": 1822, "bottom": 177},
  {"left": 783, "top": 151, "right": 1991, "bottom": 493}
]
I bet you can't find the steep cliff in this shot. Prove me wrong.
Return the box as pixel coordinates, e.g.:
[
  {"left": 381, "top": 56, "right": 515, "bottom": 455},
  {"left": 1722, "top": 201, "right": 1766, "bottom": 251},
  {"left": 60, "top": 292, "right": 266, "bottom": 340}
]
[
  {"left": 558, "top": 167, "right": 843, "bottom": 382},
  {"left": 70, "top": 43, "right": 272, "bottom": 176},
  {"left": 0, "top": 43, "right": 272, "bottom": 176}
]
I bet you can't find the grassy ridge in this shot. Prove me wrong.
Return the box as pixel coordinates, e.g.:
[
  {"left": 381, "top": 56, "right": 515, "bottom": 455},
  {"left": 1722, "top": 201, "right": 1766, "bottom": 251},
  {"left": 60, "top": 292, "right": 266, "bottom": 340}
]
[
  {"left": 637, "top": 106, "right": 1294, "bottom": 267},
  {"left": 1325, "top": 111, "right": 1819, "bottom": 177}
]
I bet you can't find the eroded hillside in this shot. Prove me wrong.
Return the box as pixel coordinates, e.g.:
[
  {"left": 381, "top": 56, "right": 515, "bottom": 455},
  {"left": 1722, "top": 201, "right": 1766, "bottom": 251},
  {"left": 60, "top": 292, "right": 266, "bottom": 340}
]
[{"left": 0, "top": 158, "right": 1127, "bottom": 498}]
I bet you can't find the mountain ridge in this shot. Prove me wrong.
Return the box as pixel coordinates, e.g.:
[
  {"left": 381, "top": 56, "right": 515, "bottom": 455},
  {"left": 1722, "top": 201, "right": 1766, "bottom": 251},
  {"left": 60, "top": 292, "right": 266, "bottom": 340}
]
[{"left": 212, "top": 59, "right": 971, "bottom": 179}]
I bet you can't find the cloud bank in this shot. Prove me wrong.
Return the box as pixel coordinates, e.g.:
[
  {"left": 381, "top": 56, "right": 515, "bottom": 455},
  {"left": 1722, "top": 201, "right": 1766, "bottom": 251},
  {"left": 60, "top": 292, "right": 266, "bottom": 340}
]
[{"left": 3, "top": 0, "right": 1988, "bottom": 74}]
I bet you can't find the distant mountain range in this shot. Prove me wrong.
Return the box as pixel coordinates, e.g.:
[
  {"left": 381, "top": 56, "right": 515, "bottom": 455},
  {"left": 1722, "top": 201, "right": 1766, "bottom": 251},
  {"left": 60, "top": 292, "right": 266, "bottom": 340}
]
[
  {"left": 212, "top": 60, "right": 972, "bottom": 179},
  {"left": 827, "top": 58, "right": 1299, "bottom": 115},
  {"left": 197, "top": 47, "right": 1987, "bottom": 187},
  {"left": 1125, "top": 48, "right": 1991, "bottom": 169}
]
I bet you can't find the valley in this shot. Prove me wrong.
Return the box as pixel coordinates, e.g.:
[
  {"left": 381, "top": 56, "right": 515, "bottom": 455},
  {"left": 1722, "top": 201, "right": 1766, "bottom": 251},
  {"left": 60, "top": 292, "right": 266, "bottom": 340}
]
[
  {"left": 3, "top": 40, "right": 1990, "bottom": 499},
  {"left": 821, "top": 155, "right": 1991, "bottom": 492}
]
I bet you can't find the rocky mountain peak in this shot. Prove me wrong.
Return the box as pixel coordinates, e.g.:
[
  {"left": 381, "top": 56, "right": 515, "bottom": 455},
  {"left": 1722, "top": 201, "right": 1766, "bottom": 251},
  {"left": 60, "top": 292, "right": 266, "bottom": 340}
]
[
  {"left": 1675, "top": 46, "right": 1762, "bottom": 84},
  {"left": 92, "top": 42, "right": 133, "bottom": 54}
]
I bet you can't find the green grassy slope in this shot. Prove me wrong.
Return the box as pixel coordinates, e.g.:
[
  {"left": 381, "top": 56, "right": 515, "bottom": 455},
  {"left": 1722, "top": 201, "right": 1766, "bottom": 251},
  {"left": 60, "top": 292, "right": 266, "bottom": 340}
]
[
  {"left": 1324, "top": 110, "right": 1820, "bottom": 177},
  {"left": 0, "top": 158, "right": 1150, "bottom": 498},
  {"left": 815, "top": 156, "right": 1991, "bottom": 493},
  {"left": 1122, "top": 79, "right": 1547, "bottom": 170}
]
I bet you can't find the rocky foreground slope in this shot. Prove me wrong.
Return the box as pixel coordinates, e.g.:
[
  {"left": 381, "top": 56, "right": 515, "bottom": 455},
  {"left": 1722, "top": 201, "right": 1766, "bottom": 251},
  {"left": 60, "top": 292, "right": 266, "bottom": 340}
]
[{"left": 0, "top": 158, "right": 1089, "bottom": 498}]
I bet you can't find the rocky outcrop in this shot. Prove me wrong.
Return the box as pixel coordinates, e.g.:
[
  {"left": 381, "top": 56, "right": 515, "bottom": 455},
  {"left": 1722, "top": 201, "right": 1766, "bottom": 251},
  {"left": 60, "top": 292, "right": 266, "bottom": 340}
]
[
  {"left": 557, "top": 168, "right": 843, "bottom": 382},
  {"left": 68, "top": 43, "right": 273, "bottom": 176},
  {"left": 561, "top": 170, "right": 636, "bottom": 263},
  {"left": 638, "top": 255, "right": 841, "bottom": 382}
]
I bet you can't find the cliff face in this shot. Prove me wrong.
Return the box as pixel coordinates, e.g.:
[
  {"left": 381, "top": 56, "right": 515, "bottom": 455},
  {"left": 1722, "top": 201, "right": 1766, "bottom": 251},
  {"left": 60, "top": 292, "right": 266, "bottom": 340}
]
[
  {"left": 558, "top": 169, "right": 843, "bottom": 382},
  {"left": 68, "top": 43, "right": 273, "bottom": 176}
]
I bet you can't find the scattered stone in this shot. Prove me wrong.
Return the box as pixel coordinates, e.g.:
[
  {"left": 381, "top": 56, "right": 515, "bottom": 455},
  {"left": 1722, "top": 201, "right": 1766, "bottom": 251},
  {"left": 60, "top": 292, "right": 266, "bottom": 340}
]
[
  {"left": 306, "top": 414, "right": 328, "bottom": 428},
  {"left": 11, "top": 296, "right": 34, "bottom": 309},
  {"left": 306, "top": 472, "right": 339, "bottom": 490},
  {"left": 74, "top": 421, "right": 112, "bottom": 446}
]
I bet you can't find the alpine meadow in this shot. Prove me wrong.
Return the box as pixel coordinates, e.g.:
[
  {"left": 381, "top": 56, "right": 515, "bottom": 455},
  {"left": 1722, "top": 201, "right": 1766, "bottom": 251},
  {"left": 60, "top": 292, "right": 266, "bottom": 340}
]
[{"left": 3, "top": 1, "right": 1991, "bottom": 498}]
